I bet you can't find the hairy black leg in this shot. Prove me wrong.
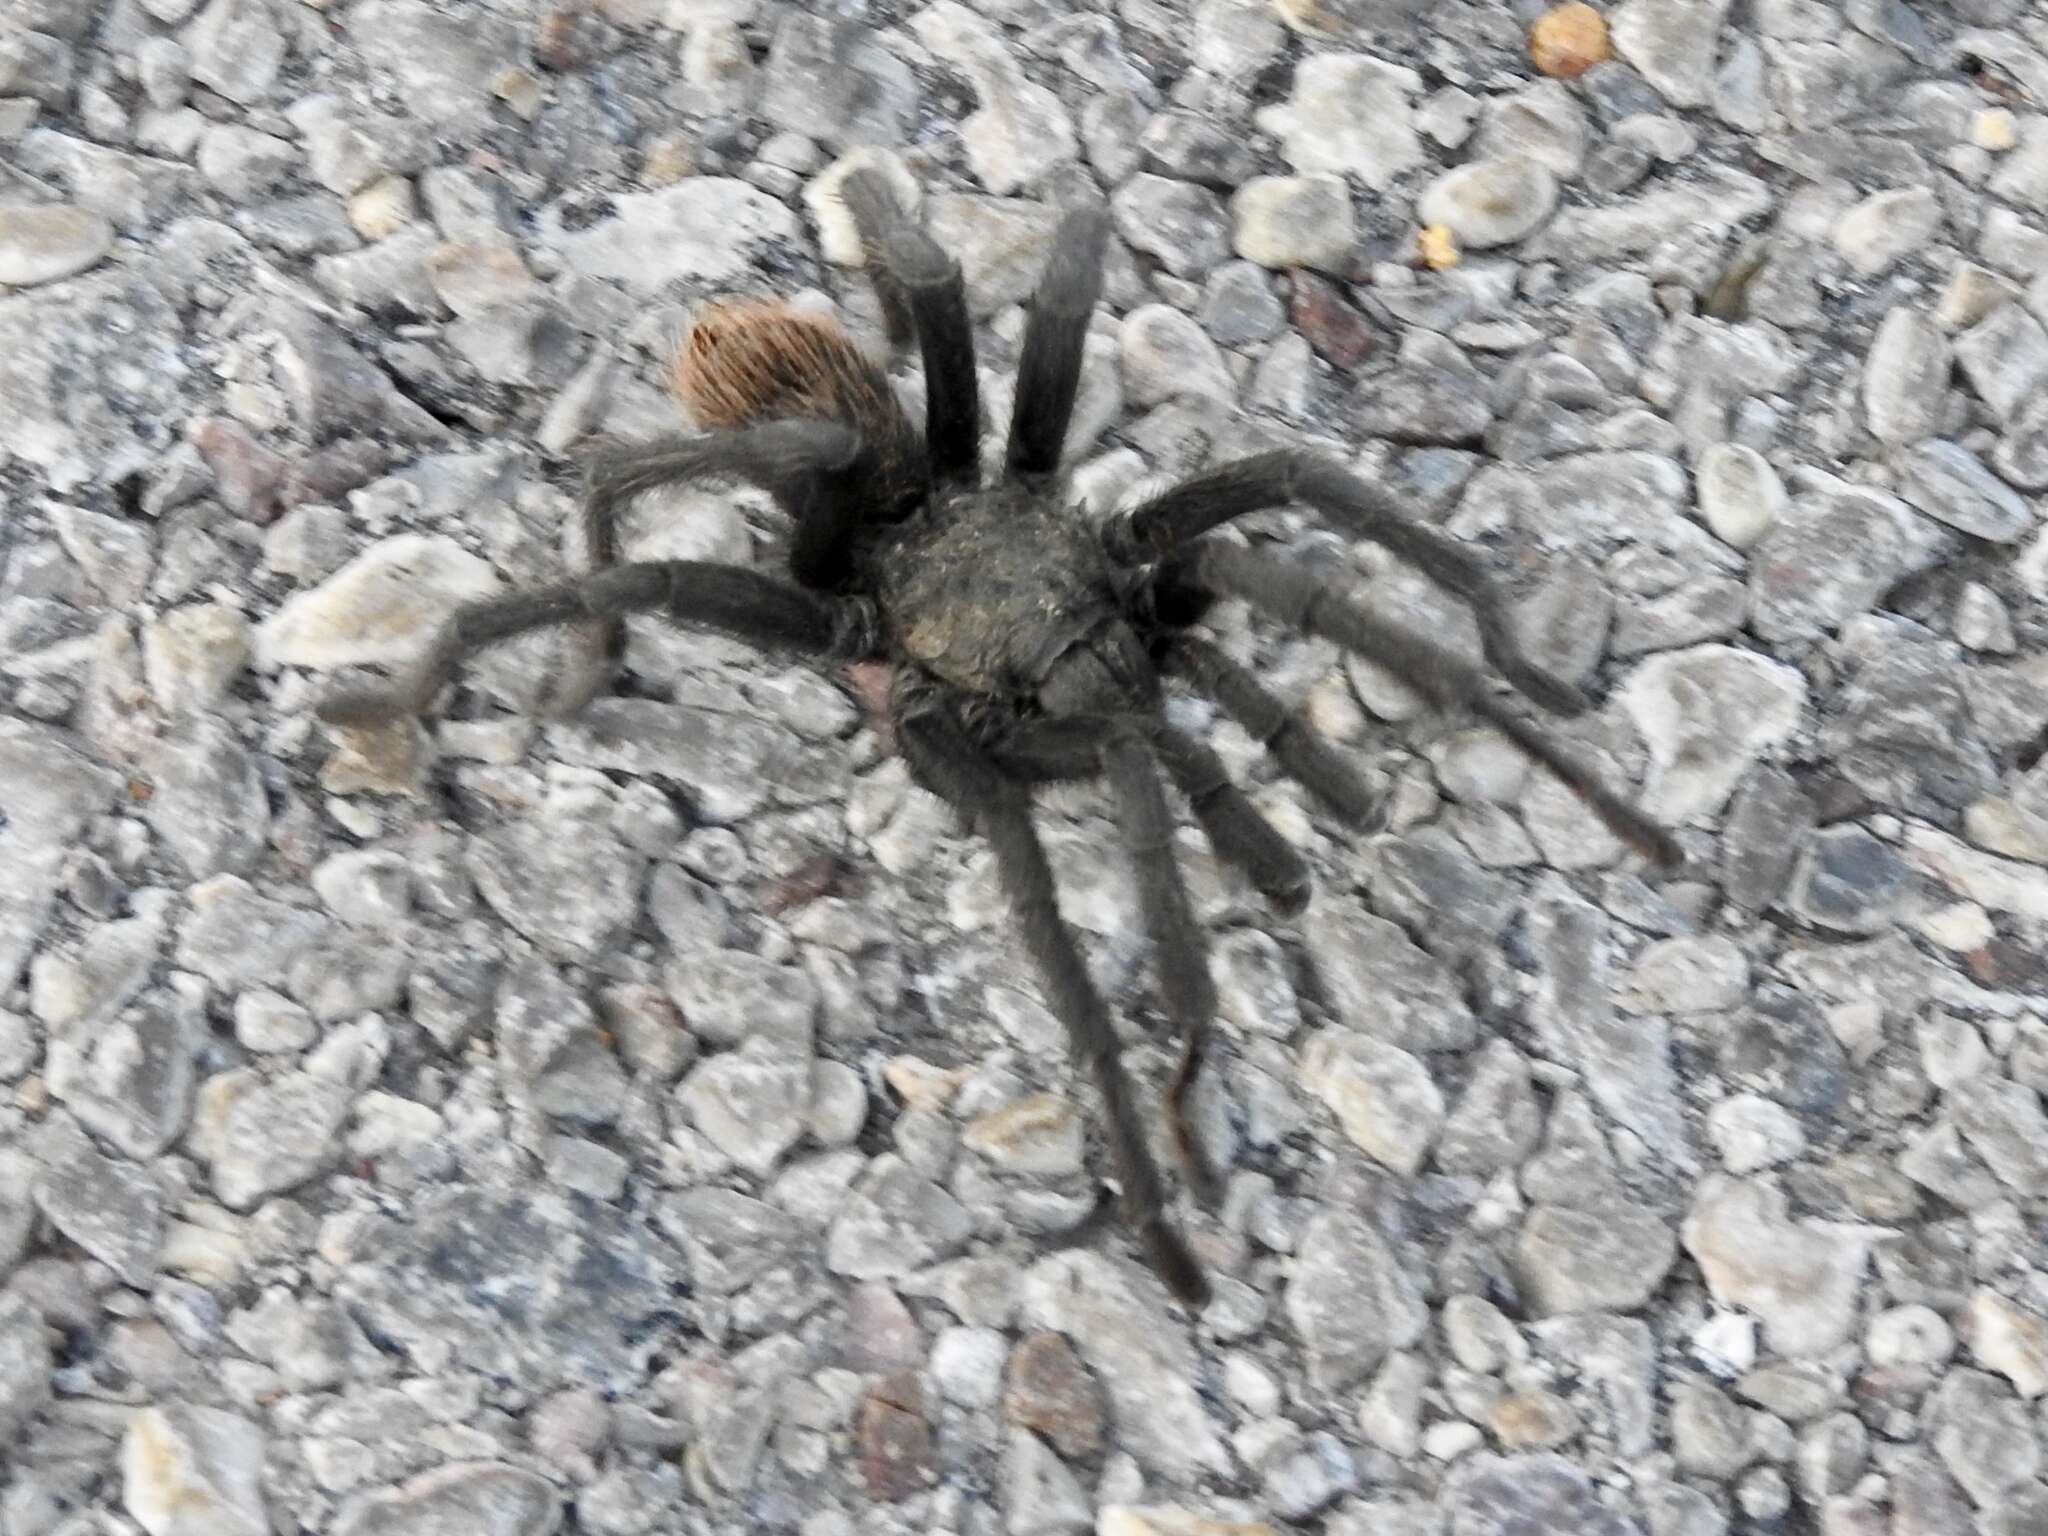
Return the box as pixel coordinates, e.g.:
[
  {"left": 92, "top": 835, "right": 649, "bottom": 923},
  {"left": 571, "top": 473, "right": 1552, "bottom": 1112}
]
[
  {"left": 989, "top": 715, "right": 1115, "bottom": 783},
  {"left": 319, "top": 562, "right": 866, "bottom": 729},
  {"left": 1102, "top": 729, "right": 1227, "bottom": 1208},
  {"left": 553, "top": 421, "right": 867, "bottom": 714},
  {"left": 1006, "top": 204, "right": 1110, "bottom": 481},
  {"left": 1159, "top": 633, "right": 1379, "bottom": 828},
  {"left": 1103, "top": 451, "right": 1586, "bottom": 715},
  {"left": 1152, "top": 721, "right": 1313, "bottom": 916},
  {"left": 897, "top": 700, "right": 1210, "bottom": 1306},
  {"left": 1190, "top": 542, "right": 1684, "bottom": 868},
  {"left": 839, "top": 170, "right": 980, "bottom": 481}
]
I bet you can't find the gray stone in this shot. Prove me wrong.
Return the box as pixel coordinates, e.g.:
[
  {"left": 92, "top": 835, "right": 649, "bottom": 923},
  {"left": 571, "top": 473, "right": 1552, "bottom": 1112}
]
[
  {"left": 54, "top": 989, "right": 203, "bottom": 1163},
  {"left": 549, "top": 699, "right": 817, "bottom": 826},
  {"left": 142, "top": 603, "right": 253, "bottom": 715},
  {"left": 1446, "top": 1453, "right": 1642, "bottom": 1536},
  {"left": 338, "top": 1186, "right": 679, "bottom": 1389},
  {"left": 184, "top": 0, "right": 285, "bottom": 105},
  {"left": 678, "top": 1039, "right": 814, "bottom": 1177},
  {"left": 1784, "top": 825, "right": 1910, "bottom": 934},
  {"left": 1950, "top": 1077, "right": 2048, "bottom": 1195},
  {"left": 0, "top": 1293, "right": 51, "bottom": 1445},
  {"left": 1954, "top": 304, "right": 2048, "bottom": 424},
  {"left": 1300, "top": 900, "right": 1478, "bottom": 1052},
  {"left": 1258, "top": 1430, "right": 1359, "bottom": 1521},
  {"left": 1683, "top": 1176, "right": 1870, "bottom": 1356},
  {"left": 1990, "top": 118, "right": 2048, "bottom": 216},
  {"left": 1353, "top": 366, "right": 1495, "bottom": 443},
  {"left": 286, "top": 95, "right": 429, "bottom": 198},
  {"left": 1017, "top": 1251, "right": 1228, "bottom": 1481},
  {"left": 1111, "top": 174, "right": 1229, "bottom": 280},
  {"left": 911, "top": 2, "right": 1076, "bottom": 194},
  {"left": 1528, "top": 888, "right": 1690, "bottom": 1162},
  {"left": 1002, "top": 1432, "right": 1090, "bottom": 1536},
  {"left": 1823, "top": 629, "right": 1996, "bottom": 817},
  {"left": 1477, "top": 81, "right": 1589, "bottom": 179},
  {"left": 1695, "top": 441, "right": 1785, "bottom": 550},
  {"left": 122, "top": 1405, "right": 268, "bottom": 1536},
  {"left": 652, "top": 1188, "right": 800, "bottom": 1299},
  {"left": 553, "top": 179, "right": 798, "bottom": 297},
  {"left": 1748, "top": 486, "right": 1920, "bottom": 642},
  {"left": 1230, "top": 175, "right": 1355, "bottom": 273},
  {"left": 1996, "top": 394, "right": 2048, "bottom": 490},
  {"left": 1621, "top": 935, "right": 1748, "bottom": 1015},
  {"left": 0, "top": 203, "right": 113, "bottom": 287},
  {"left": 0, "top": 719, "right": 119, "bottom": 990},
  {"left": 1620, "top": 643, "right": 1805, "bottom": 825},
  {"left": 465, "top": 785, "right": 644, "bottom": 964},
  {"left": 1121, "top": 303, "right": 1233, "bottom": 406},
  {"left": 1284, "top": 1210, "right": 1427, "bottom": 1392},
  {"left": 258, "top": 534, "right": 498, "bottom": 671},
  {"left": 332, "top": 1462, "right": 562, "bottom": 1536},
  {"left": 1436, "top": 1040, "right": 1542, "bottom": 1176},
  {"left": 827, "top": 1155, "right": 973, "bottom": 1281},
  {"left": 175, "top": 875, "right": 330, "bottom": 993},
  {"left": 352, "top": 0, "right": 518, "bottom": 129},
  {"left": 0, "top": 267, "right": 190, "bottom": 490},
  {"left": 497, "top": 958, "right": 628, "bottom": 1126},
  {"left": 1831, "top": 186, "right": 1942, "bottom": 276},
  {"left": 33, "top": 1115, "right": 162, "bottom": 1287},
  {"left": 1256, "top": 52, "right": 1423, "bottom": 190},
  {"left": 1931, "top": 1369, "right": 2041, "bottom": 1507},
  {"left": 1863, "top": 306, "right": 1950, "bottom": 445},
  {"left": 1517, "top": 1199, "right": 1678, "bottom": 1316},
  {"left": 1300, "top": 1030, "right": 1443, "bottom": 1176},
  {"left": 1672, "top": 1377, "right": 1754, "bottom": 1477},
  {"left": 1707, "top": 1093, "right": 1805, "bottom": 1174},
  {"left": 1200, "top": 261, "right": 1287, "bottom": 345},
  {"left": 146, "top": 716, "right": 269, "bottom": 879},
  {"left": 1140, "top": 109, "right": 1256, "bottom": 188},
  {"left": 210, "top": 1071, "right": 354, "bottom": 1210},
  {"left": 1417, "top": 157, "right": 1560, "bottom": 250}
]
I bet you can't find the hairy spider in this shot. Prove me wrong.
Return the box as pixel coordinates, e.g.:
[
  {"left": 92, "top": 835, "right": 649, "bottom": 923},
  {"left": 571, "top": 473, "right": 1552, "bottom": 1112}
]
[{"left": 319, "top": 173, "right": 1680, "bottom": 1307}]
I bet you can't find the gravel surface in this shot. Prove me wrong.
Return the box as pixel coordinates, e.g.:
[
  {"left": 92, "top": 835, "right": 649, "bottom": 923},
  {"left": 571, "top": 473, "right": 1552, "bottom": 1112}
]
[{"left": 5, "top": 1, "right": 2048, "bottom": 1533}]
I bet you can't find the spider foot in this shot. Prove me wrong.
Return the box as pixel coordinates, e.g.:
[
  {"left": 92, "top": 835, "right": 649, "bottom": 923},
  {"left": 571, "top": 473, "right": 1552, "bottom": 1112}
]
[
  {"left": 316, "top": 683, "right": 420, "bottom": 729},
  {"left": 1504, "top": 658, "right": 1590, "bottom": 718},
  {"left": 1137, "top": 1210, "right": 1212, "bottom": 1309}
]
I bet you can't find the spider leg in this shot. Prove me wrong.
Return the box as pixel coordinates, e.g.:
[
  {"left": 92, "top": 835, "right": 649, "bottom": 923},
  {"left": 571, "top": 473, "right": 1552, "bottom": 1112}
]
[
  {"left": 317, "top": 562, "right": 869, "bottom": 728},
  {"left": 1102, "top": 451, "right": 1587, "bottom": 716},
  {"left": 1101, "top": 728, "right": 1227, "bottom": 1210},
  {"left": 1157, "top": 632, "right": 1378, "bottom": 829},
  {"left": 1006, "top": 204, "right": 1110, "bottom": 482},
  {"left": 1187, "top": 541, "right": 1683, "bottom": 868},
  {"left": 552, "top": 420, "right": 868, "bottom": 715},
  {"left": 839, "top": 169, "right": 980, "bottom": 482},
  {"left": 1151, "top": 720, "right": 1313, "bottom": 917},
  {"left": 994, "top": 712, "right": 1312, "bottom": 916},
  {"left": 988, "top": 715, "right": 1115, "bottom": 783},
  {"left": 896, "top": 697, "right": 1210, "bottom": 1307}
]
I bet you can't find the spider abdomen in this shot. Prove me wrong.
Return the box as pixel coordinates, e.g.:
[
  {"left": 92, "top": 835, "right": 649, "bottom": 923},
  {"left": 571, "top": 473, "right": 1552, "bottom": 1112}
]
[{"left": 875, "top": 484, "right": 1124, "bottom": 703}]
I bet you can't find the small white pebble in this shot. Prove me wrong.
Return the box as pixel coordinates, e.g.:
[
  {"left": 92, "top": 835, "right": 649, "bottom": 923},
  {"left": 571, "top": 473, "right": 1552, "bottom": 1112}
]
[
  {"left": 1224, "top": 1354, "right": 1282, "bottom": 1418},
  {"left": 1694, "top": 1312, "right": 1758, "bottom": 1378},
  {"left": 1974, "top": 108, "right": 2017, "bottom": 151},
  {"left": 1707, "top": 1093, "right": 1805, "bottom": 1174},
  {"left": 1915, "top": 902, "right": 1995, "bottom": 953},
  {"left": 1423, "top": 1421, "right": 1484, "bottom": 1461}
]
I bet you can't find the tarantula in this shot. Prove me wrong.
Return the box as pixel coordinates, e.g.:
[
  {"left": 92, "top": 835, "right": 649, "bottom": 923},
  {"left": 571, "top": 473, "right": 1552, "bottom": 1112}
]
[{"left": 320, "top": 172, "right": 1679, "bottom": 1307}]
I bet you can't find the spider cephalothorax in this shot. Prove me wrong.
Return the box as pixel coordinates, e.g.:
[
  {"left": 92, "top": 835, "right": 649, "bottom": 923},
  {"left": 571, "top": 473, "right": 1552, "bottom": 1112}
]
[{"left": 319, "top": 172, "right": 1678, "bottom": 1307}]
